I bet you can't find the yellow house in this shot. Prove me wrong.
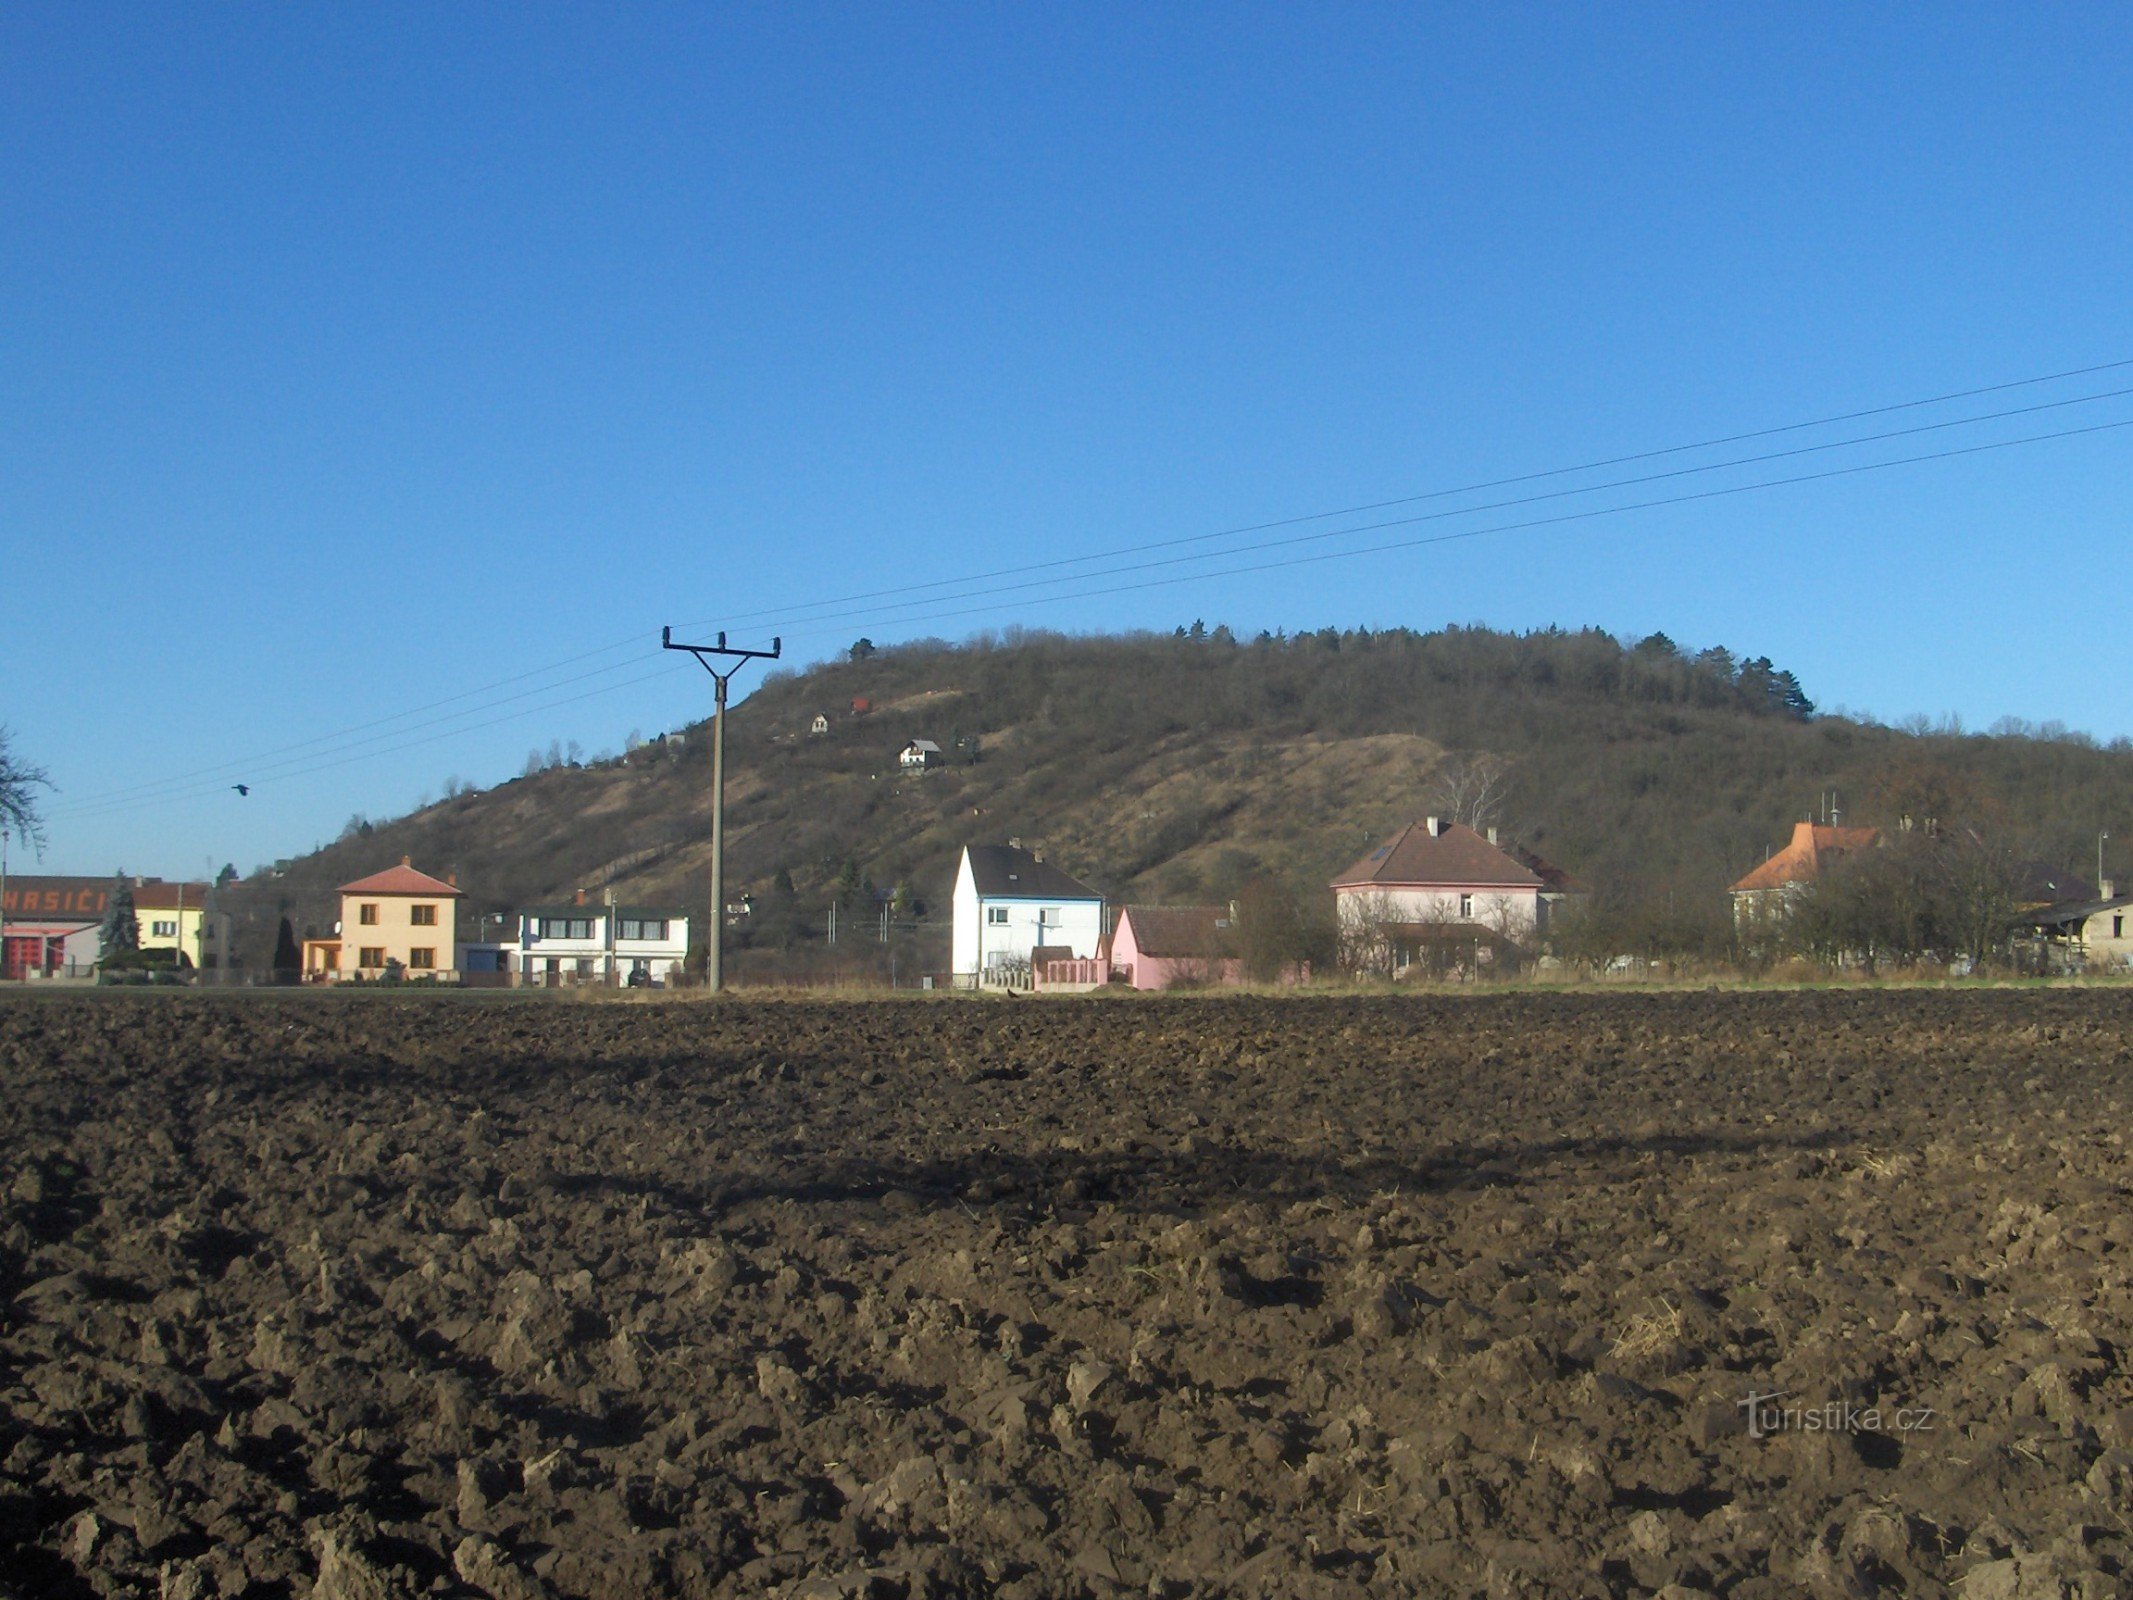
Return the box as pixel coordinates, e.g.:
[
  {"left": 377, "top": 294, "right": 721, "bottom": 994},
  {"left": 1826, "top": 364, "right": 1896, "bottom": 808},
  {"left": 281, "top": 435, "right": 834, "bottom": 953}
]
[
  {"left": 331, "top": 858, "right": 464, "bottom": 981},
  {"left": 131, "top": 880, "right": 234, "bottom": 969}
]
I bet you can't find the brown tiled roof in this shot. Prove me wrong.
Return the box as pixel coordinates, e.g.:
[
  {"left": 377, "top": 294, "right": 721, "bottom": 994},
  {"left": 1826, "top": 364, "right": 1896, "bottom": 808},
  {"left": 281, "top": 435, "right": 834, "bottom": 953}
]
[
  {"left": 1117, "top": 904, "right": 1231, "bottom": 958},
  {"left": 1730, "top": 821, "right": 1880, "bottom": 893},
  {"left": 130, "top": 881, "right": 215, "bottom": 911},
  {"left": 1332, "top": 821, "right": 1543, "bottom": 890},
  {"left": 339, "top": 859, "right": 464, "bottom": 898},
  {"left": 1505, "top": 845, "right": 1586, "bottom": 894}
]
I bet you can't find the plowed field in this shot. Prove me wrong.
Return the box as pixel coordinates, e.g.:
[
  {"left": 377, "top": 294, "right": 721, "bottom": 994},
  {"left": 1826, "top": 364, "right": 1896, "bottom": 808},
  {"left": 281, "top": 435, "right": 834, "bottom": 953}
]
[{"left": 4, "top": 990, "right": 2133, "bottom": 1598}]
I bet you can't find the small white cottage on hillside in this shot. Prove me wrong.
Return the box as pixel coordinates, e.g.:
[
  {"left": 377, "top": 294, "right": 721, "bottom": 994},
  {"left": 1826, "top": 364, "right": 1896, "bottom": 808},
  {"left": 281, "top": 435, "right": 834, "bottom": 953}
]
[{"left": 952, "top": 844, "right": 1104, "bottom": 988}]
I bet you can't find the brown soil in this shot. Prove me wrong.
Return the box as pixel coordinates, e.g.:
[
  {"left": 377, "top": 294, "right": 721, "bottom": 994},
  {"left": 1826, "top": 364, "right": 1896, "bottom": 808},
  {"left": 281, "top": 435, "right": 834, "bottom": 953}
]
[{"left": 4, "top": 990, "right": 2132, "bottom": 1599}]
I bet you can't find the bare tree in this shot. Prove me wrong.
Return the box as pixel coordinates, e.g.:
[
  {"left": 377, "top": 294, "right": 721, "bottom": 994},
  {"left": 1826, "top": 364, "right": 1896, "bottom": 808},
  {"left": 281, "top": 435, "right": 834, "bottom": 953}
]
[
  {"left": 1426, "top": 753, "right": 1512, "bottom": 832},
  {"left": 0, "top": 726, "right": 51, "bottom": 850},
  {"left": 1336, "top": 889, "right": 1403, "bottom": 977}
]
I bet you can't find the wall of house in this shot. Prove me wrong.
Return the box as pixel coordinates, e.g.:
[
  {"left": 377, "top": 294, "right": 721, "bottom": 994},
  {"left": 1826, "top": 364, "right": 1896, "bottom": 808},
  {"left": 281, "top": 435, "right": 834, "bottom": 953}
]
[
  {"left": 338, "top": 893, "right": 459, "bottom": 979},
  {"left": 133, "top": 903, "right": 231, "bottom": 967},
  {"left": 953, "top": 859, "right": 1103, "bottom": 978},
  {"left": 1335, "top": 884, "right": 1539, "bottom": 941},
  {"left": 2086, "top": 905, "right": 2133, "bottom": 969},
  {"left": 516, "top": 913, "right": 690, "bottom": 986},
  {"left": 1109, "top": 914, "right": 1243, "bottom": 990}
]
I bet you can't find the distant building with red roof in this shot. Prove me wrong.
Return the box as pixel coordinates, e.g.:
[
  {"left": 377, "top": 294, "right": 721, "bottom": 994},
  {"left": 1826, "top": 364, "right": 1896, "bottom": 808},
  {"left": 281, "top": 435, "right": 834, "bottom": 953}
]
[
  {"left": 1729, "top": 820, "right": 1880, "bottom": 929},
  {"left": 1332, "top": 818, "right": 1563, "bottom": 975}
]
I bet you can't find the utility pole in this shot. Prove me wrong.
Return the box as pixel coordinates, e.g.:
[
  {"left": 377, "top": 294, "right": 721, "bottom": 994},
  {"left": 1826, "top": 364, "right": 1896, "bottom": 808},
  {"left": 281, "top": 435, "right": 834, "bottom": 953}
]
[{"left": 661, "top": 628, "right": 780, "bottom": 994}]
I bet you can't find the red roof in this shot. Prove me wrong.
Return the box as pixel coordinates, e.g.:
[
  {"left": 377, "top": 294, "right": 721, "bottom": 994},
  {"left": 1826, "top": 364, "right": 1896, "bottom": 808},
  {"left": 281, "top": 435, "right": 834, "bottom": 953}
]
[
  {"left": 1332, "top": 820, "right": 1543, "bottom": 891},
  {"left": 339, "top": 858, "right": 463, "bottom": 898},
  {"left": 1731, "top": 821, "right": 1880, "bottom": 893}
]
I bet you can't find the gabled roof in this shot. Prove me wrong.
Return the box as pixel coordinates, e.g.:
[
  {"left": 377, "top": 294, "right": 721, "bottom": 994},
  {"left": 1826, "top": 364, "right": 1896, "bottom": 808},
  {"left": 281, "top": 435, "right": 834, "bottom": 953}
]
[
  {"left": 131, "top": 881, "right": 216, "bottom": 912},
  {"left": 962, "top": 844, "right": 1101, "bottom": 901},
  {"left": 1332, "top": 821, "right": 1543, "bottom": 891},
  {"left": 1505, "top": 845, "right": 1587, "bottom": 895},
  {"left": 2016, "top": 893, "right": 2133, "bottom": 931},
  {"left": 1730, "top": 821, "right": 1879, "bottom": 894},
  {"left": 339, "top": 859, "right": 463, "bottom": 898},
  {"left": 1117, "top": 904, "right": 1232, "bottom": 957}
]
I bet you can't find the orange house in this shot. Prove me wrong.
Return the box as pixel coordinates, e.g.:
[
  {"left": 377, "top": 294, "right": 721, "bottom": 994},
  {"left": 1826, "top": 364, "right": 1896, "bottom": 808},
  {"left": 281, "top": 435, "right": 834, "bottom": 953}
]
[
  {"left": 1730, "top": 820, "right": 1880, "bottom": 930},
  {"left": 318, "top": 858, "right": 464, "bottom": 981}
]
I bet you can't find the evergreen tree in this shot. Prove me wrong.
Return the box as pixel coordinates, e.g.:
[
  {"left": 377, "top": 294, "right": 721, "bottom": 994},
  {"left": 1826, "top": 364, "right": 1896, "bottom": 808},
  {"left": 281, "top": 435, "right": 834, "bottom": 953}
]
[
  {"left": 99, "top": 876, "right": 140, "bottom": 960},
  {"left": 272, "top": 917, "right": 301, "bottom": 974}
]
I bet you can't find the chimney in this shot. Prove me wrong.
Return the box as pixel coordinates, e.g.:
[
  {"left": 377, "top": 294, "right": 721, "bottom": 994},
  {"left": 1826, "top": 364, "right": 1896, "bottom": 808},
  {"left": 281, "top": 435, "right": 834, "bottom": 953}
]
[
  {"left": 1008, "top": 836, "right": 1022, "bottom": 851},
  {"left": 1031, "top": 844, "right": 1045, "bottom": 863},
  {"left": 447, "top": 872, "right": 457, "bottom": 888},
  {"left": 1487, "top": 826, "right": 1499, "bottom": 847},
  {"left": 1426, "top": 816, "right": 1441, "bottom": 837},
  {"left": 573, "top": 888, "right": 586, "bottom": 906},
  {"left": 2104, "top": 878, "right": 2117, "bottom": 900},
  {"left": 402, "top": 855, "right": 412, "bottom": 867}
]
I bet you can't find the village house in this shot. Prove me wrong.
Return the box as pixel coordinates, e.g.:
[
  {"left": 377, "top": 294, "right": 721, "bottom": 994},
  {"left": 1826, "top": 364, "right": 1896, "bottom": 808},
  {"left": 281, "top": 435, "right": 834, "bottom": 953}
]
[
  {"left": 810, "top": 714, "right": 830, "bottom": 736},
  {"left": 132, "top": 879, "right": 233, "bottom": 971},
  {"left": 899, "top": 739, "right": 944, "bottom": 771},
  {"left": 515, "top": 892, "right": 690, "bottom": 987},
  {"left": 1106, "top": 904, "right": 1243, "bottom": 991},
  {"left": 952, "top": 843, "right": 1104, "bottom": 988},
  {"left": 307, "top": 858, "right": 464, "bottom": 982},
  {"left": 1729, "top": 819, "right": 1881, "bottom": 933},
  {"left": 2008, "top": 876, "right": 2127, "bottom": 971},
  {"left": 1331, "top": 818, "right": 1550, "bottom": 975}
]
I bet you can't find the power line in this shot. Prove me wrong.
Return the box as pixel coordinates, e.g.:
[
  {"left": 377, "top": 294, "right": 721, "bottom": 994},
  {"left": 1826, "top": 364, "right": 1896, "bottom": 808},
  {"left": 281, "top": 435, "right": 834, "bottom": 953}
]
[
  {"left": 52, "top": 634, "right": 658, "bottom": 809},
  {"left": 54, "top": 358, "right": 2133, "bottom": 828},
  {"left": 693, "top": 384, "right": 2133, "bottom": 639},
  {"left": 46, "top": 661, "right": 690, "bottom": 823},
  {"left": 761, "top": 413, "right": 2133, "bottom": 647},
  {"left": 687, "top": 355, "right": 2133, "bottom": 633}
]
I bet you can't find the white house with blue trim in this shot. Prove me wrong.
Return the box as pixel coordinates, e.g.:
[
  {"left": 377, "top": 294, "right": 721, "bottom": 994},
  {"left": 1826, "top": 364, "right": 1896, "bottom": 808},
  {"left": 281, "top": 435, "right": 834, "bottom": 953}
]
[{"left": 952, "top": 843, "right": 1104, "bottom": 987}]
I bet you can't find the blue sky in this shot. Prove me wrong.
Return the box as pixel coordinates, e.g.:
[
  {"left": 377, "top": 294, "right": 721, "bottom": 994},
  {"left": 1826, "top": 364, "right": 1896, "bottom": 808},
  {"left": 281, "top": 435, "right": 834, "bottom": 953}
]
[{"left": 5, "top": 5, "right": 2130, "bottom": 877}]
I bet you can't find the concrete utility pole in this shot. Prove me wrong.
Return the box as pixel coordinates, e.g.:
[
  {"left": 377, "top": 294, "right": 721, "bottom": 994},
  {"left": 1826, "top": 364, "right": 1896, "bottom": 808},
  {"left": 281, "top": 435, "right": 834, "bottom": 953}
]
[{"left": 661, "top": 627, "right": 780, "bottom": 994}]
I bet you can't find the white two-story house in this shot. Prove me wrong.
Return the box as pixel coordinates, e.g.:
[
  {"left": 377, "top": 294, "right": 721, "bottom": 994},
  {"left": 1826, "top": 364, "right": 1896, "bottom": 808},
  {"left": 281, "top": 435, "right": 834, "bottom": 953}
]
[
  {"left": 952, "top": 843, "right": 1104, "bottom": 988},
  {"left": 517, "top": 894, "right": 690, "bottom": 987}
]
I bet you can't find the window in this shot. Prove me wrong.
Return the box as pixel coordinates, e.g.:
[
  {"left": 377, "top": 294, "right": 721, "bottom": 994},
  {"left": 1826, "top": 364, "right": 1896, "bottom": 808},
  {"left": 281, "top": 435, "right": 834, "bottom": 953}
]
[
  {"left": 410, "top": 904, "right": 436, "bottom": 926},
  {"left": 539, "top": 917, "right": 594, "bottom": 940},
  {"left": 408, "top": 947, "right": 436, "bottom": 969},
  {"left": 619, "top": 918, "right": 667, "bottom": 941},
  {"left": 987, "top": 906, "right": 1009, "bottom": 925},
  {"left": 1458, "top": 893, "right": 1474, "bottom": 918},
  {"left": 2116, "top": 915, "right": 2125, "bottom": 939},
  {"left": 151, "top": 920, "right": 177, "bottom": 938},
  {"left": 359, "top": 946, "right": 386, "bottom": 968},
  {"left": 358, "top": 904, "right": 379, "bottom": 926},
  {"left": 1040, "top": 907, "right": 1061, "bottom": 927}
]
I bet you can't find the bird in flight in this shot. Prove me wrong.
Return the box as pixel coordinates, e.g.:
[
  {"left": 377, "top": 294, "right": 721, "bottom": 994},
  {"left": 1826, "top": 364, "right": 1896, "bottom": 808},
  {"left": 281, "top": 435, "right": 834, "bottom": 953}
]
[{"left": 232, "top": 784, "right": 250, "bottom": 796}]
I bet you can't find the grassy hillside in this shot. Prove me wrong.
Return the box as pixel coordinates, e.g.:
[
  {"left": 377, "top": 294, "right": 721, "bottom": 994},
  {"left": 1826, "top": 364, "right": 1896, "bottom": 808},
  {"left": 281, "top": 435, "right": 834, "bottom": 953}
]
[{"left": 220, "top": 626, "right": 2133, "bottom": 969}]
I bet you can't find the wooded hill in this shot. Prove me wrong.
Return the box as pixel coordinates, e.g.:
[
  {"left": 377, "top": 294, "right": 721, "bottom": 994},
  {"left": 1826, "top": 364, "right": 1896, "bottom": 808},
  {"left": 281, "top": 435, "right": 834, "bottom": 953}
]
[{"left": 220, "top": 625, "right": 2133, "bottom": 970}]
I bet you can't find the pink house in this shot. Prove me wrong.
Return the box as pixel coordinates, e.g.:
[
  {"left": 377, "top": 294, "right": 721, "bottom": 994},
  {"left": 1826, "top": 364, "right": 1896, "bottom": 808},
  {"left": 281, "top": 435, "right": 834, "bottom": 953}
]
[{"left": 1108, "top": 905, "right": 1244, "bottom": 990}]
